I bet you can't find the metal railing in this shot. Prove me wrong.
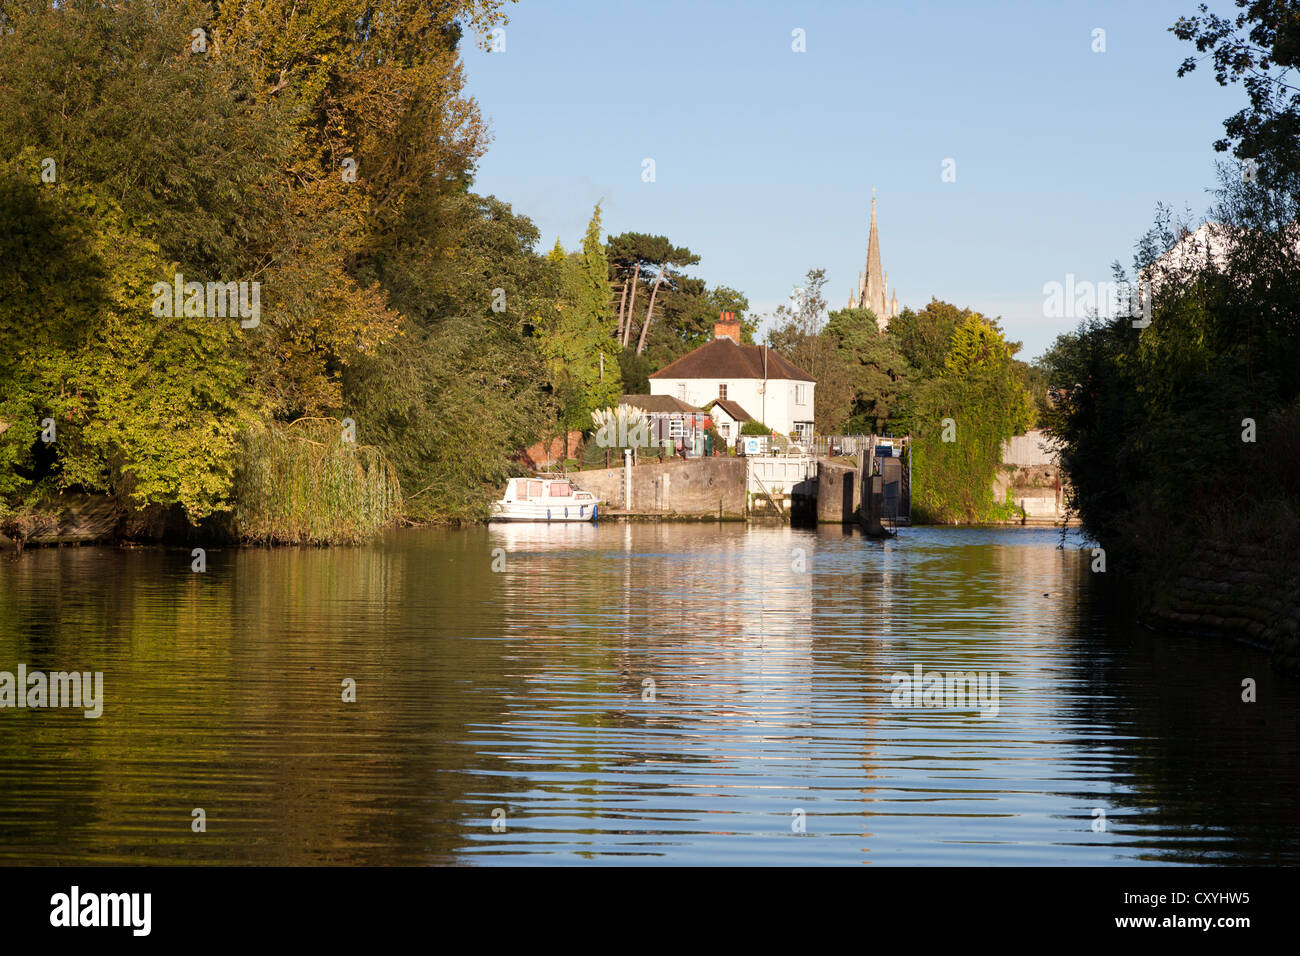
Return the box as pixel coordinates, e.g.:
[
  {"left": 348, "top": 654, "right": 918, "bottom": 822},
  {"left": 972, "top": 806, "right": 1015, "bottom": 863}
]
[
  {"left": 810, "top": 435, "right": 871, "bottom": 458},
  {"left": 737, "top": 435, "right": 809, "bottom": 457},
  {"left": 810, "top": 435, "right": 912, "bottom": 459}
]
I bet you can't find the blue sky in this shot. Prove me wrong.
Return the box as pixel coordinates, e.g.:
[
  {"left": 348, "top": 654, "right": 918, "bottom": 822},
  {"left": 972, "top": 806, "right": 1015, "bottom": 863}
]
[{"left": 461, "top": 0, "right": 1243, "bottom": 361}]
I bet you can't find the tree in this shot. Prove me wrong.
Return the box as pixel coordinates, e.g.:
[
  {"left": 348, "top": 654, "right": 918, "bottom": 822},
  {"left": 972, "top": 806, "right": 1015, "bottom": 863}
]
[
  {"left": 823, "top": 308, "right": 913, "bottom": 433},
  {"left": 886, "top": 299, "right": 975, "bottom": 378},
  {"left": 0, "top": 0, "right": 532, "bottom": 534},
  {"left": 605, "top": 232, "right": 701, "bottom": 353},
  {"left": 765, "top": 268, "right": 830, "bottom": 383},
  {"left": 537, "top": 205, "right": 623, "bottom": 433},
  {"left": 1173, "top": 1, "right": 1300, "bottom": 187},
  {"left": 0, "top": 162, "right": 248, "bottom": 522},
  {"left": 906, "top": 313, "right": 1032, "bottom": 522},
  {"left": 343, "top": 193, "right": 556, "bottom": 522},
  {"left": 639, "top": 281, "right": 755, "bottom": 369}
]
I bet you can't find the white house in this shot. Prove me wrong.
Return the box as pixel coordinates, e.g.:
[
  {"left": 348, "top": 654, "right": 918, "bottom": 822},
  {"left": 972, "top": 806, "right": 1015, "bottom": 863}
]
[
  {"left": 648, "top": 313, "right": 815, "bottom": 442},
  {"left": 703, "top": 398, "right": 752, "bottom": 449}
]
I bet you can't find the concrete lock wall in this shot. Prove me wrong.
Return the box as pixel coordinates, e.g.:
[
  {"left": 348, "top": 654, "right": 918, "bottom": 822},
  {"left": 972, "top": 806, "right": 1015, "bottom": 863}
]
[
  {"left": 817, "top": 460, "right": 861, "bottom": 524},
  {"left": 569, "top": 457, "right": 747, "bottom": 517},
  {"left": 1001, "top": 429, "right": 1056, "bottom": 467},
  {"left": 998, "top": 431, "right": 1068, "bottom": 520},
  {"left": 746, "top": 456, "right": 817, "bottom": 515},
  {"left": 1015, "top": 487, "right": 1062, "bottom": 517}
]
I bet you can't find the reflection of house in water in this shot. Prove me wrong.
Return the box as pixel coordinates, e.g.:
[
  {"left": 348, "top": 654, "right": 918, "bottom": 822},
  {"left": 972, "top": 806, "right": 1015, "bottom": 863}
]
[
  {"left": 688, "top": 529, "right": 817, "bottom": 725},
  {"left": 482, "top": 523, "right": 899, "bottom": 854}
]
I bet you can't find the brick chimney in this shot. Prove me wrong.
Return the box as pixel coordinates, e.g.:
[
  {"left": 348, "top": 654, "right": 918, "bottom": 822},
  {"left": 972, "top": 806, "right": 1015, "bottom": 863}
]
[{"left": 713, "top": 311, "right": 740, "bottom": 342}]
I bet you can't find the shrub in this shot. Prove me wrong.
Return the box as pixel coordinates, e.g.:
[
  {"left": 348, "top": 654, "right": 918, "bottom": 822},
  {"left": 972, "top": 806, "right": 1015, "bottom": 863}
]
[{"left": 234, "top": 419, "right": 401, "bottom": 545}]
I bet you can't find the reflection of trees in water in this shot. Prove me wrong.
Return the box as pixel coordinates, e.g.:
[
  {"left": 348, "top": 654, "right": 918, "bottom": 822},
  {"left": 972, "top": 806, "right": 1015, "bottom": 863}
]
[
  {"left": 0, "top": 535, "right": 547, "bottom": 864},
  {"left": 1061, "top": 572, "right": 1300, "bottom": 864}
]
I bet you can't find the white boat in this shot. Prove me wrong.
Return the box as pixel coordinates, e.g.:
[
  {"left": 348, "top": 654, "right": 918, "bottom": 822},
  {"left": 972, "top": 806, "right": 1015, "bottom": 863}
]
[{"left": 490, "top": 477, "right": 601, "bottom": 522}]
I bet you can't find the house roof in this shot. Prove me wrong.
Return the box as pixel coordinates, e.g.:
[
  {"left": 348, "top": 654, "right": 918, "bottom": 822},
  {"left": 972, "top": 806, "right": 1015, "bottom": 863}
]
[
  {"left": 647, "top": 338, "right": 814, "bottom": 382},
  {"left": 706, "top": 398, "right": 753, "bottom": 422},
  {"left": 619, "top": 394, "right": 706, "bottom": 416}
]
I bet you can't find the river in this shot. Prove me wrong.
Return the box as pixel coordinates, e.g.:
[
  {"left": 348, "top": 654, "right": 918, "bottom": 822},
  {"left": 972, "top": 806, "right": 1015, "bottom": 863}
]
[{"left": 1, "top": 523, "right": 1297, "bottom": 865}]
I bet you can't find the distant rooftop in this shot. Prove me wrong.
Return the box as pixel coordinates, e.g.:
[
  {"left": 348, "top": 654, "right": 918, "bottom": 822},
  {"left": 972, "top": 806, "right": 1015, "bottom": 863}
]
[{"left": 619, "top": 394, "right": 706, "bottom": 416}]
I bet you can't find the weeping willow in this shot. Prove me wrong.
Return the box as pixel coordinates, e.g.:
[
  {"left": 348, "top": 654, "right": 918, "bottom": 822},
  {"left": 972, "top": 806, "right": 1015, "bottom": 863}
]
[{"left": 234, "top": 420, "right": 402, "bottom": 545}]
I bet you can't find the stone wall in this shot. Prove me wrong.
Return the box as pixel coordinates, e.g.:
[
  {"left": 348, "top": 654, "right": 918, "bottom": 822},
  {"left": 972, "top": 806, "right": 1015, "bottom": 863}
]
[
  {"left": 569, "top": 457, "right": 746, "bottom": 517},
  {"left": 816, "top": 460, "right": 861, "bottom": 524},
  {"left": 1146, "top": 540, "right": 1300, "bottom": 672}
]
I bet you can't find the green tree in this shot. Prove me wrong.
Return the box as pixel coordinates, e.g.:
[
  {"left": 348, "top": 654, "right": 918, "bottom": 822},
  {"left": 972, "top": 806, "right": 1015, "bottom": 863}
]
[
  {"left": 907, "top": 314, "right": 1032, "bottom": 522},
  {"left": 1173, "top": 1, "right": 1300, "bottom": 187},
  {"left": 766, "top": 268, "right": 830, "bottom": 383},
  {"left": 0, "top": 162, "right": 248, "bottom": 522},
  {"left": 823, "top": 308, "right": 913, "bottom": 433},
  {"left": 886, "top": 299, "right": 974, "bottom": 378},
  {"left": 538, "top": 205, "right": 623, "bottom": 433},
  {"left": 343, "top": 193, "right": 556, "bottom": 522},
  {"left": 606, "top": 232, "right": 701, "bottom": 355}
]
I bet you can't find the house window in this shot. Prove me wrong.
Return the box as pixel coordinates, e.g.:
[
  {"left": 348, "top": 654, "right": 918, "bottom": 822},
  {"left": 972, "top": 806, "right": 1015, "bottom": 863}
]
[
  {"left": 718, "top": 384, "right": 728, "bottom": 399},
  {"left": 794, "top": 385, "right": 806, "bottom": 405},
  {"left": 669, "top": 419, "right": 685, "bottom": 439},
  {"left": 677, "top": 383, "right": 687, "bottom": 401}
]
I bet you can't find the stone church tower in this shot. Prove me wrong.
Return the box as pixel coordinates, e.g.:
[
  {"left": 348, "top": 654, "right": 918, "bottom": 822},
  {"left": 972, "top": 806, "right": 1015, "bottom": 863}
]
[{"left": 847, "top": 196, "right": 899, "bottom": 331}]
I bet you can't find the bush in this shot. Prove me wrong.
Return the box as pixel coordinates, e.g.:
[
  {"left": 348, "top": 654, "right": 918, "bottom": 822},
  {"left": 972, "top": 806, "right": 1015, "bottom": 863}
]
[{"left": 234, "top": 420, "right": 401, "bottom": 545}]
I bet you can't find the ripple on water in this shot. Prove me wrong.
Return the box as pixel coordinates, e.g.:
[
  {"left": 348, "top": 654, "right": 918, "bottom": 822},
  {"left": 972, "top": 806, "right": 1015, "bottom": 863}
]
[{"left": 0, "top": 524, "right": 1297, "bottom": 864}]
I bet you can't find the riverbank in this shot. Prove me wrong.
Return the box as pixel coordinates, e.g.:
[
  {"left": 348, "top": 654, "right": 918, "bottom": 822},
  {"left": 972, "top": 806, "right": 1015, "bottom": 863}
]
[
  {"left": 1143, "top": 539, "right": 1300, "bottom": 673},
  {"left": 0, "top": 505, "right": 1079, "bottom": 552}
]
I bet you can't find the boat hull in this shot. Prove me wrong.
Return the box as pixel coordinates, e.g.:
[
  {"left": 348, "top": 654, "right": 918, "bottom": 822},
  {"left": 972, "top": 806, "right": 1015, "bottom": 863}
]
[{"left": 489, "top": 501, "right": 599, "bottom": 523}]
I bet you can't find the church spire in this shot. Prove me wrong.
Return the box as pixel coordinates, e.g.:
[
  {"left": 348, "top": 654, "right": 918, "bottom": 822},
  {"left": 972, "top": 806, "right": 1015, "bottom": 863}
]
[
  {"left": 848, "top": 192, "right": 896, "bottom": 329},
  {"left": 863, "top": 195, "right": 887, "bottom": 326}
]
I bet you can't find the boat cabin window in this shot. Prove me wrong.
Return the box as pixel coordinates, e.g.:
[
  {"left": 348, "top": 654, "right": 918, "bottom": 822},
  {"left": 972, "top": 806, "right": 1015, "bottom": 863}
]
[
  {"left": 525, "top": 480, "right": 544, "bottom": 499},
  {"left": 547, "top": 482, "right": 572, "bottom": 497}
]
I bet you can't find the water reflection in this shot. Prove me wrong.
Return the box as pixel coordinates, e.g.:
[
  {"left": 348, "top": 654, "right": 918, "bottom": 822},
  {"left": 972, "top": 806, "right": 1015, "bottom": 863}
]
[{"left": 0, "top": 525, "right": 1297, "bottom": 864}]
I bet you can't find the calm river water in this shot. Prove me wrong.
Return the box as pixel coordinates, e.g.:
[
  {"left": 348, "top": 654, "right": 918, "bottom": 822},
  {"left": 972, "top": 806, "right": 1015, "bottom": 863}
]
[{"left": 1, "top": 523, "right": 1297, "bottom": 865}]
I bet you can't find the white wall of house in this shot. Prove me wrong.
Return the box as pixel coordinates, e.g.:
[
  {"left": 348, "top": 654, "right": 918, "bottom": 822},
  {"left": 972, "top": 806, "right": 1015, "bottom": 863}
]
[
  {"left": 710, "top": 408, "right": 741, "bottom": 447},
  {"left": 649, "top": 377, "right": 814, "bottom": 437}
]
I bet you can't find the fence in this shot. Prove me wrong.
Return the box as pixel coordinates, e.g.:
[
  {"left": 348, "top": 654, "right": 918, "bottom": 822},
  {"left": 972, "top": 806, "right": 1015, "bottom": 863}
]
[
  {"left": 810, "top": 435, "right": 873, "bottom": 458},
  {"left": 807, "top": 435, "right": 912, "bottom": 460}
]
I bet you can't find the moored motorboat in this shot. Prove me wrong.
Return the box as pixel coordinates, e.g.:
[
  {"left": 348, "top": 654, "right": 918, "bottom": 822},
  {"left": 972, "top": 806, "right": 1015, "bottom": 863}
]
[{"left": 490, "top": 477, "right": 600, "bottom": 522}]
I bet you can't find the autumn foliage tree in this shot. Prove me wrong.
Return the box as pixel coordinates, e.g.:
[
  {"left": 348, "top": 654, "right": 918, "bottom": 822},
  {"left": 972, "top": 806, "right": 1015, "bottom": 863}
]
[{"left": 0, "top": 0, "right": 559, "bottom": 535}]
